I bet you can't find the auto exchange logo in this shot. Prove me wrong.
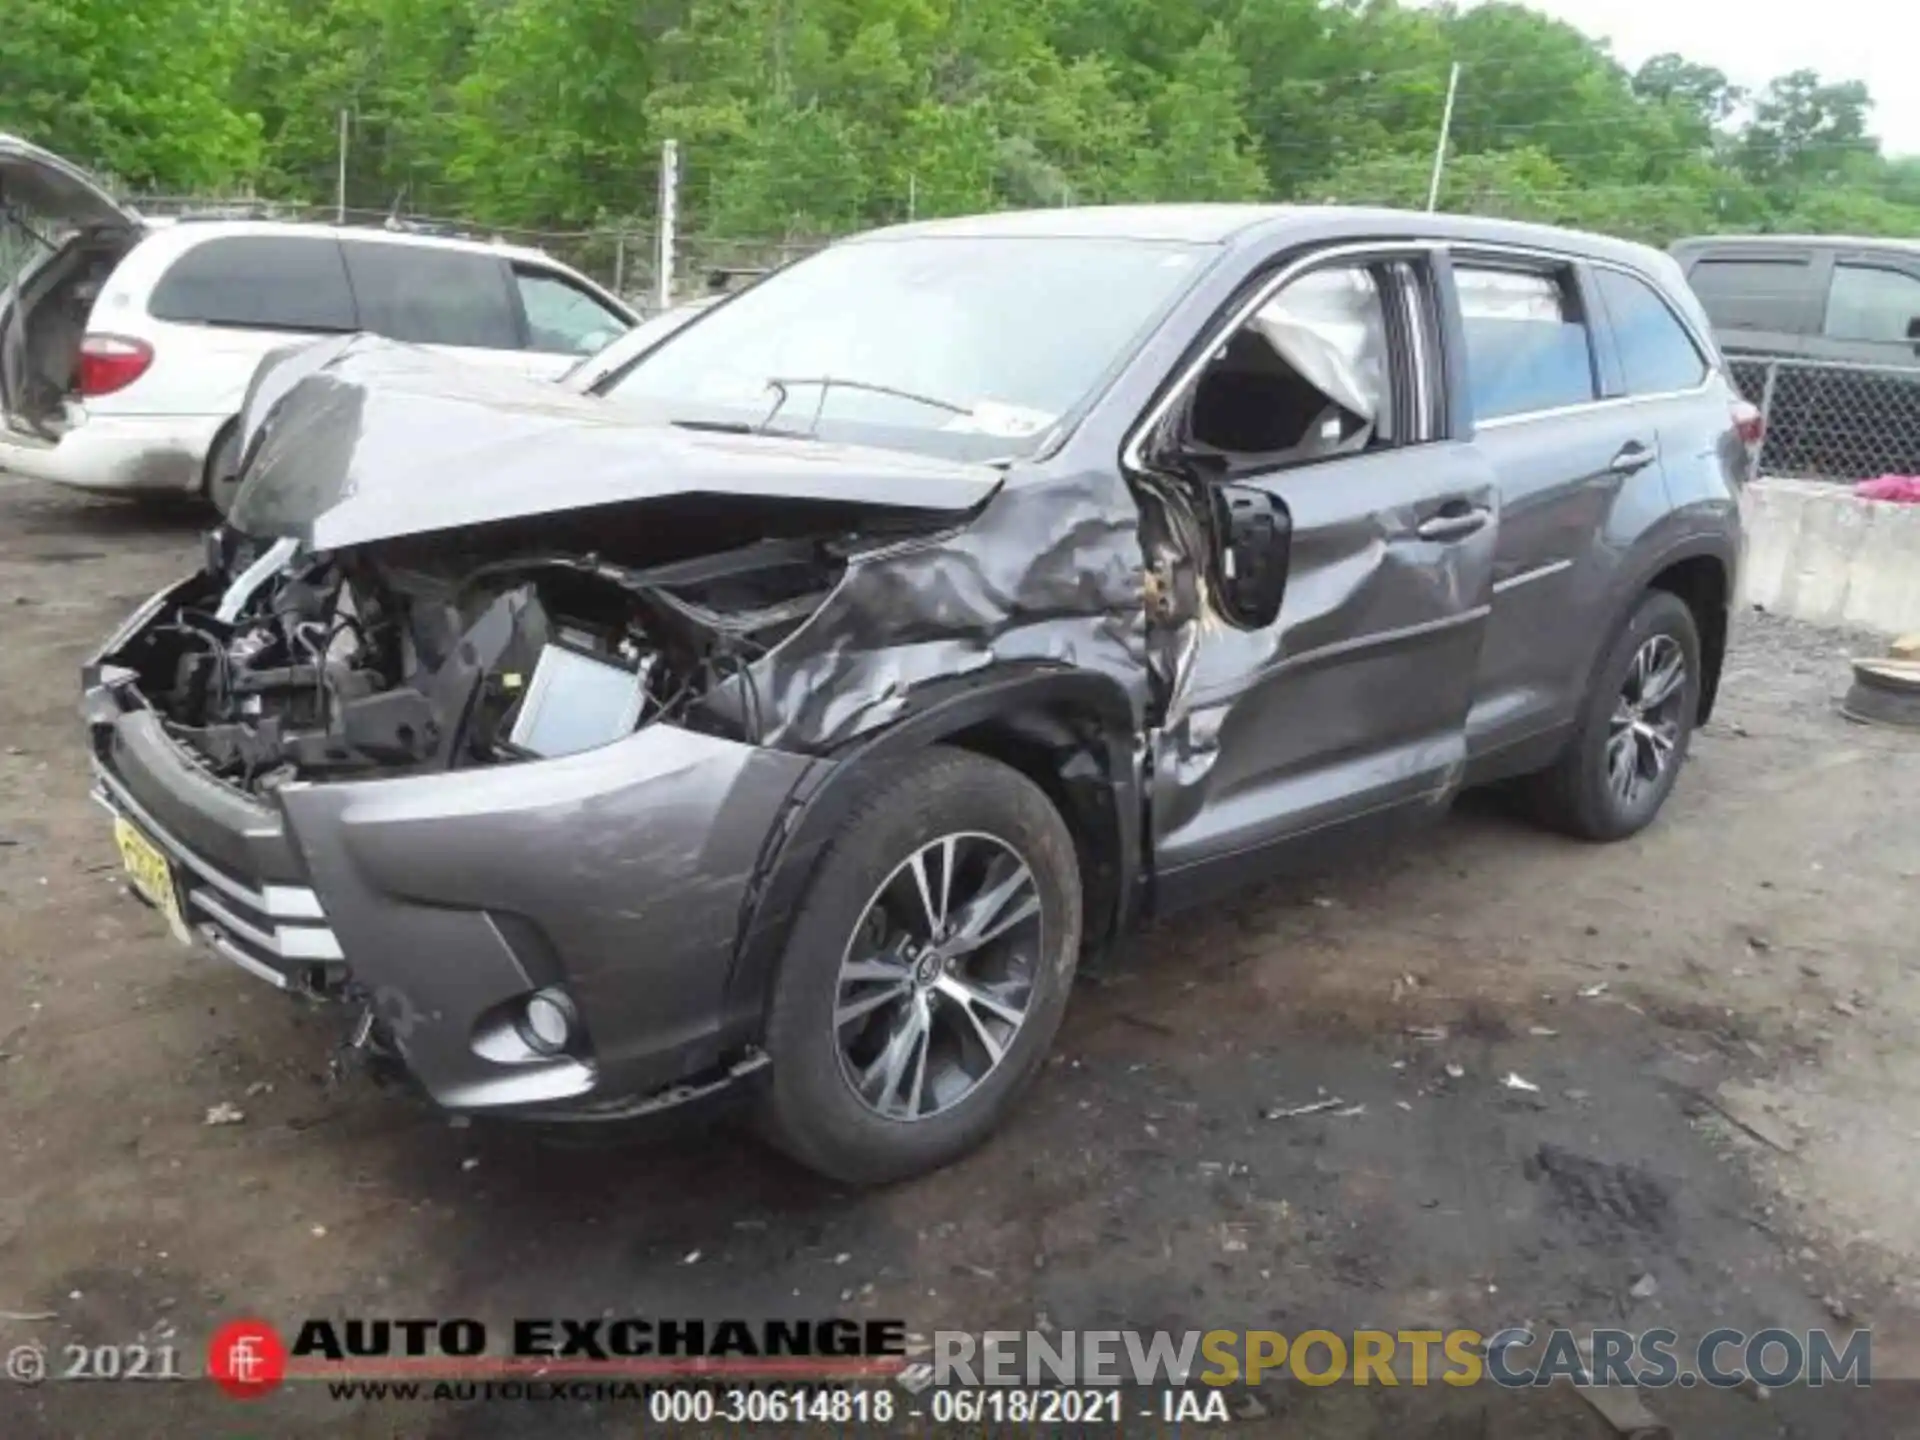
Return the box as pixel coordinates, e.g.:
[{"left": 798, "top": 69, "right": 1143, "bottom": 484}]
[
  {"left": 202, "top": 1314, "right": 909, "bottom": 1398},
  {"left": 207, "top": 1318, "right": 289, "bottom": 1398}
]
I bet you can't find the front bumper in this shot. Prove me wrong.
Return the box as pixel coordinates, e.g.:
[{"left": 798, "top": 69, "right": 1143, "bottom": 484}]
[
  {"left": 92, "top": 750, "right": 342, "bottom": 990},
  {"left": 85, "top": 653, "right": 819, "bottom": 1116}
]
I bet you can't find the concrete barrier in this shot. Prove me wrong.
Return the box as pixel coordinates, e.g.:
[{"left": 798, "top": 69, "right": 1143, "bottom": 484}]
[{"left": 1740, "top": 477, "right": 1920, "bottom": 636}]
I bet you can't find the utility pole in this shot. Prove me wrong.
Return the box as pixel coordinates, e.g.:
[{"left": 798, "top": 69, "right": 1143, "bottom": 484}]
[
  {"left": 336, "top": 109, "right": 350, "bottom": 223},
  {"left": 1426, "top": 62, "right": 1461, "bottom": 213},
  {"left": 908, "top": 173, "right": 916, "bottom": 222},
  {"left": 656, "top": 139, "right": 679, "bottom": 313}
]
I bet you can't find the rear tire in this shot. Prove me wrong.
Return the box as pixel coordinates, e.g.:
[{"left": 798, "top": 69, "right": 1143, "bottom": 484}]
[
  {"left": 202, "top": 422, "right": 243, "bottom": 517},
  {"left": 1527, "top": 589, "right": 1702, "bottom": 841},
  {"left": 758, "top": 747, "right": 1081, "bottom": 1185}
]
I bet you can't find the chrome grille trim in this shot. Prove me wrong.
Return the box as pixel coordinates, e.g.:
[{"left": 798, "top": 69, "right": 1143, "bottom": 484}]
[{"left": 92, "top": 768, "right": 343, "bottom": 983}]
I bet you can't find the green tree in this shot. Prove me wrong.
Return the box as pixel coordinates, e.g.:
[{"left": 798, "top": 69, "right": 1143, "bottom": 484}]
[
  {"left": 4, "top": 0, "right": 1919, "bottom": 252},
  {"left": 0, "top": 0, "right": 261, "bottom": 190},
  {"left": 232, "top": 0, "right": 478, "bottom": 213},
  {"left": 1126, "top": 25, "right": 1267, "bottom": 201},
  {"left": 449, "top": 0, "right": 663, "bottom": 225},
  {"left": 1633, "top": 54, "right": 1742, "bottom": 135},
  {"left": 1735, "top": 70, "right": 1878, "bottom": 190}
]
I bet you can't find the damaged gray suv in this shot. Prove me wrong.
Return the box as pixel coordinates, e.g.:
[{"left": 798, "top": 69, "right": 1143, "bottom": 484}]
[{"left": 84, "top": 206, "right": 1751, "bottom": 1183}]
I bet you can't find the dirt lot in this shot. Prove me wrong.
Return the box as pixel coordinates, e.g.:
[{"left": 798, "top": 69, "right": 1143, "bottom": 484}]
[{"left": 2, "top": 474, "right": 1917, "bottom": 1438}]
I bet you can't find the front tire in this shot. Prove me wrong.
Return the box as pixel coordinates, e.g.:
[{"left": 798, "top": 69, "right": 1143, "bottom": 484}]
[
  {"left": 759, "top": 747, "right": 1082, "bottom": 1185},
  {"left": 1528, "top": 589, "right": 1702, "bottom": 841}
]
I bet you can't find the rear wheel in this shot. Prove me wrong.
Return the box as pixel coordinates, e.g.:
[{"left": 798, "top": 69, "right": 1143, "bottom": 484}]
[
  {"left": 1528, "top": 589, "right": 1701, "bottom": 841},
  {"left": 758, "top": 747, "right": 1081, "bottom": 1184},
  {"left": 201, "top": 422, "right": 243, "bottom": 517}
]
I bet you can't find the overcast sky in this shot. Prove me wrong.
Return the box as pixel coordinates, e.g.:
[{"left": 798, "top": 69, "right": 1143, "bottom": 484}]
[{"left": 1499, "top": 0, "right": 1919, "bottom": 155}]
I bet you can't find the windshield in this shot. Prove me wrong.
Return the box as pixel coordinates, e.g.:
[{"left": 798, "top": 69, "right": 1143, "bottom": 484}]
[
  {"left": 557, "top": 299, "right": 714, "bottom": 388},
  {"left": 598, "top": 235, "right": 1211, "bottom": 461}
]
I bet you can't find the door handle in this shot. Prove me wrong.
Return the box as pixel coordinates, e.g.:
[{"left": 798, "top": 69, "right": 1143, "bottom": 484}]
[
  {"left": 1609, "top": 442, "right": 1657, "bottom": 475},
  {"left": 1416, "top": 506, "right": 1490, "bottom": 542}
]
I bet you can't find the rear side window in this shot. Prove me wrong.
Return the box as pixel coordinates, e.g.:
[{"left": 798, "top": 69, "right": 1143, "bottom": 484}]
[
  {"left": 341, "top": 241, "right": 520, "bottom": 349},
  {"left": 1595, "top": 269, "right": 1707, "bottom": 395},
  {"left": 148, "top": 236, "right": 356, "bottom": 331},
  {"left": 1685, "top": 257, "right": 1813, "bottom": 333},
  {"left": 1453, "top": 265, "right": 1596, "bottom": 422},
  {"left": 1823, "top": 263, "right": 1920, "bottom": 343}
]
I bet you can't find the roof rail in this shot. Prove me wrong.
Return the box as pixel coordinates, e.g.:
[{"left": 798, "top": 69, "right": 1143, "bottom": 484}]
[
  {"left": 166, "top": 203, "right": 291, "bottom": 223},
  {"left": 135, "top": 206, "right": 497, "bottom": 245}
]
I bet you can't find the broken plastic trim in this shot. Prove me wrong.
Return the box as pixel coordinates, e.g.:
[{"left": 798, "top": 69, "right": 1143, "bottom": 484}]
[{"left": 215, "top": 536, "right": 299, "bottom": 623}]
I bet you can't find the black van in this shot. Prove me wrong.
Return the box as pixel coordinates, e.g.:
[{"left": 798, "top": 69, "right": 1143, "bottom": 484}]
[{"left": 1671, "top": 235, "right": 1920, "bottom": 478}]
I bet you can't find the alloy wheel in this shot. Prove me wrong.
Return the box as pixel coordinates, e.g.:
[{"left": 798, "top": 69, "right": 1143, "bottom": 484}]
[
  {"left": 1605, "top": 634, "right": 1687, "bottom": 808},
  {"left": 833, "top": 831, "right": 1043, "bottom": 1122}
]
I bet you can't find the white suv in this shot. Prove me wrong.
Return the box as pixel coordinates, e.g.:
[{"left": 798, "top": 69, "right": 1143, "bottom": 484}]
[{"left": 1, "top": 134, "right": 638, "bottom": 511}]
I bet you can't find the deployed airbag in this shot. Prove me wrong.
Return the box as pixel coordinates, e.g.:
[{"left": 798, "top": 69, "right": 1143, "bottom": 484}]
[{"left": 1247, "top": 267, "right": 1388, "bottom": 426}]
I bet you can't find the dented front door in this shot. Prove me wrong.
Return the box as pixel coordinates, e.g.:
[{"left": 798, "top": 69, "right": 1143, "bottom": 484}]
[{"left": 1151, "top": 448, "right": 1499, "bottom": 906}]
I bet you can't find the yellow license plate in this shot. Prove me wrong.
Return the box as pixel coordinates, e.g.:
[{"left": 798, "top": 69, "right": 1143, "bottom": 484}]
[{"left": 113, "top": 816, "right": 191, "bottom": 944}]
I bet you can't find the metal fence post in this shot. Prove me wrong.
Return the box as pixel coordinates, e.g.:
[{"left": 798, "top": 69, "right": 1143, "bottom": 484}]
[
  {"left": 1758, "top": 360, "right": 1779, "bottom": 475},
  {"left": 656, "top": 140, "right": 679, "bottom": 313}
]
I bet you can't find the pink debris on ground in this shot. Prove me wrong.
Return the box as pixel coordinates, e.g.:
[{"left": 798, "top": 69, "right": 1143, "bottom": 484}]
[{"left": 1854, "top": 475, "right": 1920, "bottom": 503}]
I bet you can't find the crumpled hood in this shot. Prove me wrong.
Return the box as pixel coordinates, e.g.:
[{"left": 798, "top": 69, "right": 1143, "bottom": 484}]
[{"left": 226, "top": 334, "right": 1004, "bottom": 551}]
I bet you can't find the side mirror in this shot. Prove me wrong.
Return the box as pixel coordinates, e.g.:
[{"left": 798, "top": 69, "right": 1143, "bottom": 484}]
[{"left": 1209, "top": 484, "right": 1292, "bottom": 629}]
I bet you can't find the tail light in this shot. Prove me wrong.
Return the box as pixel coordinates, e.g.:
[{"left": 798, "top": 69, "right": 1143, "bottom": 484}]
[
  {"left": 77, "top": 334, "right": 154, "bottom": 398},
  {"left": 1731, "top": 399, "right": 1765, "bottom": 453}
]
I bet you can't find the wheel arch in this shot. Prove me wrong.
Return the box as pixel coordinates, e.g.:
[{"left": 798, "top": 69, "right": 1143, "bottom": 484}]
[
  {"left": 200, "top": 414, "right": 242, "bottom": 504},
  {"left": 1586, "top": 528, "right": 1735, "bottom": 729},
  {"left": 1630, "top": 539, "right": 1735, "bottom": 724},
  {"left": 720, "top": 666, "right": 1143, "bottom": 1051}
]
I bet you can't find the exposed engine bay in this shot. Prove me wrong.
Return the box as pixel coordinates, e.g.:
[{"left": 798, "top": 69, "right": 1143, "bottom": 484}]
[
  {"left": 110, "top": 523, "right": 849, "bottom": 795},
  {"left": 91, "top": 333, "right": 1038, "bottom": 788}
]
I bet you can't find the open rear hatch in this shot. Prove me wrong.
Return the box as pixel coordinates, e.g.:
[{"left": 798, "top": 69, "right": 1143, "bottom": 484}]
[{"left": 0, "top": 133, "right": 144, "bottom": 438}]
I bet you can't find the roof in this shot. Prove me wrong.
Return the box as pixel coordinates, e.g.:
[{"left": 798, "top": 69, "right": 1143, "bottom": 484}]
[
  {"left": 845, "top": 203, "right": 1674, "bottom": 272},
  {"left": 850, "top": 204, "right": 1298, "bottom": 244},
  {"left": 130, "top": 216, "right": 558, "bottom": 266},
  {"left": 1673, "top": 233, "right": 1920, "bottom": 256}
]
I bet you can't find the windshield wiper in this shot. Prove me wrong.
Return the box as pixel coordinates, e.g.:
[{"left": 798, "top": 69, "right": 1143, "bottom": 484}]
[
  {"left": 760, "top": 375, "right": 974, "bottom": 436},
  {"left": 669, "top": 418, "right": 753, "bottom": 434},
  {"left": 669, "top": 417, "right": 813, "bottom": 440}
]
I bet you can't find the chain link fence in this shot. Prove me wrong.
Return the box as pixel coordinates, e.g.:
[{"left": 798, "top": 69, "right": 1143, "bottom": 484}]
[
  {"left": 1729, "top": 356, "right": 1920, "bottom": 483},
  {"left": 127, "top": 195, "right": 832, "bottom": 313}
]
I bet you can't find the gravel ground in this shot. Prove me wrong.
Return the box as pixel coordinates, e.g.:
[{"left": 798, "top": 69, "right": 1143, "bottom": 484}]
[{"left": 1, "top": 475, "right": 1917, "bottom": 1438}]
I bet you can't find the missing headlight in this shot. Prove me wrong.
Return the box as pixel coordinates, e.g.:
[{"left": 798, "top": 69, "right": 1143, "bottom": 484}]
[{"left": 508, "top": 644, "right": 655, "bottom": 759}]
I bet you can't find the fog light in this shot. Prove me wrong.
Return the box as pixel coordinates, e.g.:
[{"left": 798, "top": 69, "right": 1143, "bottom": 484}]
[{"left": 518, "top": 989, "right": 577, "bottom": 1055}]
